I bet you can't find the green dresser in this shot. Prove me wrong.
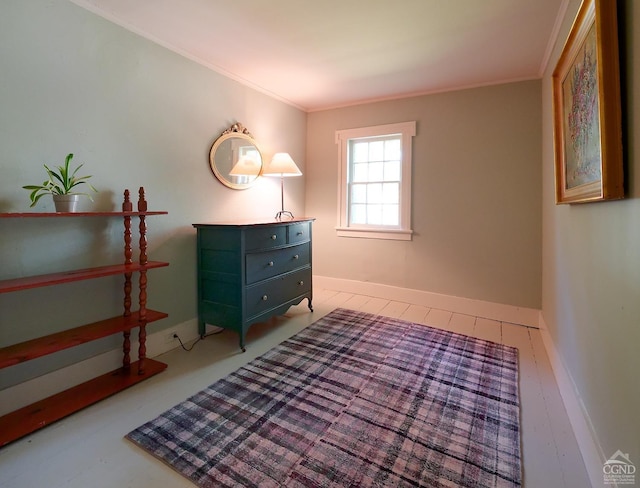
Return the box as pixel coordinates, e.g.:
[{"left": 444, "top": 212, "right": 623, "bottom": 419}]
[{"left": 192, "top": 218, "right": 314, "bottom": 351}]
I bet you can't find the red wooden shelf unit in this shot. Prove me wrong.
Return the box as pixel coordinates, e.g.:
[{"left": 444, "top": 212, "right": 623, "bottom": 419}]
[{"left": 0, "top": 187, "right": 169, "bottom": 447}]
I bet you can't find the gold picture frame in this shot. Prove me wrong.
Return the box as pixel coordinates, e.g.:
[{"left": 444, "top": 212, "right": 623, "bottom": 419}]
[{"left": 552, "top": 0, "right": 623, "bottom": 204}]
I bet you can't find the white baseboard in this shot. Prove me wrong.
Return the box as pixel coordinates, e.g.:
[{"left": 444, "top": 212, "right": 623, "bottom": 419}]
[
  {"left": 0, "top": 319, "right": 199, "bottom": 416},
  {"left": 538, "top": 313, "right": 604, "bottom": 488},
  {"left": 314, "top": 275, "right": 541, "bottom": 328}
]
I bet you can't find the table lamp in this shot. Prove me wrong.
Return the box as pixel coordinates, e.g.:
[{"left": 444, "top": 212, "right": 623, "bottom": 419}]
[{"left": 263, "top": 152, "right": 302, "bottom": 220}]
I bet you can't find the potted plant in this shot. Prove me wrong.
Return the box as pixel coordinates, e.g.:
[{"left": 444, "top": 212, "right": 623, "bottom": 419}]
[{"left": 23, "top": 153, "right": 98, "bottom": 212}]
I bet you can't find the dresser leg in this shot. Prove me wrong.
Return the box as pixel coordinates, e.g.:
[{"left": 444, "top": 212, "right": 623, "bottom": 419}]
[{"left": 307, "top": 297, "right": 313, "bottom": 312}]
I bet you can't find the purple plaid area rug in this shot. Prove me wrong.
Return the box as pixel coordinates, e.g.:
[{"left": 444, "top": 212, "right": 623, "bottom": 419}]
[{"left": 127, "top": 308, "right": 521, "bottom": 487}]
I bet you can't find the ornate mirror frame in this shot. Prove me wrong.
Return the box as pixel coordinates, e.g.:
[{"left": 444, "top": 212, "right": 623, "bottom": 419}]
[{"left": 209, "top": 123, "right": 263, "bottom": 190}]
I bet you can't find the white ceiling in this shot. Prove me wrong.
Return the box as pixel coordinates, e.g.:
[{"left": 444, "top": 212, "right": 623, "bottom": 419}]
[{"left": 70, "top": 0, "right": 568, "bottom": 112}]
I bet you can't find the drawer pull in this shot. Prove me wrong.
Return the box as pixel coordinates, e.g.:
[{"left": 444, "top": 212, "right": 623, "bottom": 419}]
[
  {"left": 297, "top": 231, "right": 304, "bottom": 236},
  {"left": 262, "top": 295, "right": 268, "bottom": 301},
  {"left": 298, "top": 280, "right": 304, "bottom": 286},
  {"left": 271, "top": 235, "right": 277, "bottom": 240},
  {"left": 293, "top": 254, "right": 299, "bottom": 259},
  {"left": 268, "top": 261, "right": 274, "bottom": 267}
]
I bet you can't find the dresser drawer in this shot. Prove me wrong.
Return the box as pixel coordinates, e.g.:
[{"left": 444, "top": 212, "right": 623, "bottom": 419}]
[
  {"left": 245, "top": 242, "right": 310, "bottom": 285},
  {"left": 288, "top": 221, "right": 310, "bottom": 244},
  {"left": 245, "top": 225, "right": 287, "bottom": 251},
  {"left": 245, "top": 267, "right": 311, "bottom": 319}
]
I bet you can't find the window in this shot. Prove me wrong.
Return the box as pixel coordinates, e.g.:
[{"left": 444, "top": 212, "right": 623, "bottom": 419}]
[{"left": 336, "top": 121, "right": 416, "bottom": 240}]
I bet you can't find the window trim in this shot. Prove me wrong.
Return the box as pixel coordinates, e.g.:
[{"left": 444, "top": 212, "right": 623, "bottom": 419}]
[{"left": 335, "top": 121, "right": 416, "bottom": 240}]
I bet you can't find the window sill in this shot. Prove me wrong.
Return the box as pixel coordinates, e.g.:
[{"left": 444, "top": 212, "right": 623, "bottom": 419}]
[{"left": 335, "top": 227, "right": 413, "bottom": 241}]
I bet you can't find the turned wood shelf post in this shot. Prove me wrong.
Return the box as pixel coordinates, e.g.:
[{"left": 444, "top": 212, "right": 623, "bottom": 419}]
[
  {"left": 137, "top": 187, "right": 148, "bottom": 375},
  {"left": 123, "top": 188, "right": 133, "bottom": 371}
]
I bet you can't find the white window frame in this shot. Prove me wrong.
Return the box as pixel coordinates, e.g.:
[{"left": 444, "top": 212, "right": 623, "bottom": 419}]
[{"left": 335, "top": 121, "right": 416, "bottom": 240}]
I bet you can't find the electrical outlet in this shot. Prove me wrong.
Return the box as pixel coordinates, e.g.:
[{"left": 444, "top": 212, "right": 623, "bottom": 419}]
[{"left": 164, "top": 331, "right": 178, "bottom": 344}]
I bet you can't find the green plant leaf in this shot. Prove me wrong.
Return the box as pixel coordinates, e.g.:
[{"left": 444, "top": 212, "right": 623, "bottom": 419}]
[
  {"left": 44, "top": 165, "right": 70, "bottom": 193},
  {"left": 62, "top": 154, "right": 72, "bottom": 184},
  {"left": 70, "top": 162, "right": 84, "bottom": 179},
  {"left": 29, "top": 190, "right": 49, "bottom": 207}
]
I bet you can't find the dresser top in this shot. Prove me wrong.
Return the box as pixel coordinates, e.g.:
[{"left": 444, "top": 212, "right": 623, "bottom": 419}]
[{"left": 192, "top": 217, "right": 315, "bottom": 228}]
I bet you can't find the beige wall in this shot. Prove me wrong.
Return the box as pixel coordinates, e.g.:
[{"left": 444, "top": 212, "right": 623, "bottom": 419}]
[
  {"left": 542, "top": 0, "right": 640, "bottom": 463},
  {"left": 306, "top": 81, "right": 542, "bottom": 309}
]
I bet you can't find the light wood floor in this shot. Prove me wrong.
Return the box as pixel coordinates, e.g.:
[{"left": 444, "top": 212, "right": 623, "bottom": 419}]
[{"left": 0, "top": 287, "right": 591, "bottom": 487}]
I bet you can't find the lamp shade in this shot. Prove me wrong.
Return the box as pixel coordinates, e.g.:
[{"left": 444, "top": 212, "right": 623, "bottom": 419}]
[{"left": 263, "top": 153, "right": 302, "bottom": 177}]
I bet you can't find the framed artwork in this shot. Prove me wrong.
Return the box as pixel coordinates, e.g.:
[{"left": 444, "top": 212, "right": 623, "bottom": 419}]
[{"left": 552, "top": 0, "right": 623, "bottom": 204}]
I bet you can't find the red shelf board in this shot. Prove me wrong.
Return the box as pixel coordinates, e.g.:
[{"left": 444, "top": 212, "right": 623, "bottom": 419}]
[
  {"left": 0, "top": 358, "right": 167, "bottom": 447},
  {"left": 0, "top": 261, "right": 169, "bottom": 293},
  {"left": 0, "top": 211, "right": 167, "bottom": 218},
  {"left": 0, "top": 309, "right": 168, "bottom": 369}
]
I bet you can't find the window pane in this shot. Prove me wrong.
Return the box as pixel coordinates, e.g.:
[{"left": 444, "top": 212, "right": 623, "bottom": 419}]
[
  {"left": 352, "top": 163, "right": 368, "bottom": 182},
  {"left": 352, "top": 142, "right": 369, "bottom": 163},
  {"left": 350, "top": 204, "right": 366, "bottom": 224},
  {"left": 368, "top": 204, "right": 383, "bottom": 225},
  {"left": 369, "top": 141, "right": 384, "bottom": 162},
  {"left": 367, "top": 183, "right": 383, "bottom": 203},
  {"left": 384, "top": 160, "right": 400, "bottom": 181},
  {"left": 384, "top": 139, "right": 401, "bottom": 161},
  {"left": 351, "top": 184, "right": 366, "bottom": 203},
  {"left": 382, "top": 182, "right": 399, "bottom": 204},
  {"left": 382, "top": 204, "right": 399, "bottom": 225},
  {"left": 369, "top": 162, "right": 383, "bottom": 181}
]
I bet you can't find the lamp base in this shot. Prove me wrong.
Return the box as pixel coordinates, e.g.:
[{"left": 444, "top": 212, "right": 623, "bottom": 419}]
[{"left": 275, "top": 210, "right": 294, "bottom": 220}]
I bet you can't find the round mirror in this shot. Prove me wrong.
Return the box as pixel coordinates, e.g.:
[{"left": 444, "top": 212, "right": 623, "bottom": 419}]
[{"left": 209, "top": 123, "right": 263, "bottom": 190}]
